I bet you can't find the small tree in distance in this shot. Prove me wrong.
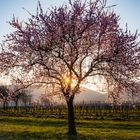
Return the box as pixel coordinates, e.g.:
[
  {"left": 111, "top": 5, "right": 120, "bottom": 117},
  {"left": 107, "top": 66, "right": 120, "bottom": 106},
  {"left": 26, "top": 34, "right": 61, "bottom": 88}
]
[
  {"left": 19, "top": 89, "right": 32, "bottom": 107},
  {"left": 10, "top": 85, "right": 23, "bottom": 109},
  {"left": 1, "top": 0, "right": 140, "bottom": 135},
  {"left": 40, "top": 93, "right": 50, "bottom": 107},
  {"left": 0, "top": 85, "right": 10, "bottom": 109},
  {"left": 10, "top": 86, "right": 32, "bottom": 108}
]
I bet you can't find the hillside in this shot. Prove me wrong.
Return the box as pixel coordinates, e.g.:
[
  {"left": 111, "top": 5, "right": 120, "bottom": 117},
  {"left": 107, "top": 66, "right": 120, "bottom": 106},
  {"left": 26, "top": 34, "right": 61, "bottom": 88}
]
[
  {"left": 29, "top": 86, "right": 107, "bottom": 103},
  {"left": 74, "top": 87, "right": 107, "bottom": 103}
]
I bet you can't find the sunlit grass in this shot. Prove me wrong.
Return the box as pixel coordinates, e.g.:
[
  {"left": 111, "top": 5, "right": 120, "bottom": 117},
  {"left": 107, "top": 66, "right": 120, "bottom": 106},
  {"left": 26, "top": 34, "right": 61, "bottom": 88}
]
[{"left": 0, "top": 116, "right": 140, "bottom": 139}]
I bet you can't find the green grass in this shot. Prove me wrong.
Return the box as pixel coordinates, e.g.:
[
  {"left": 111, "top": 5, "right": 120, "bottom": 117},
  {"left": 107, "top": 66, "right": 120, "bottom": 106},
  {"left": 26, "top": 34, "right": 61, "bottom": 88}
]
[{"left": 0, "top": 116, "right": 140, "bottom": 140}]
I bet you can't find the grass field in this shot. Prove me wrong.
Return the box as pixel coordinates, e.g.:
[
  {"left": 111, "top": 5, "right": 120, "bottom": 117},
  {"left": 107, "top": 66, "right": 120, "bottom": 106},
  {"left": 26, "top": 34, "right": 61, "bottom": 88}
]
[{"left": 0, "top": 116, "right": 140, "bottom": 140}]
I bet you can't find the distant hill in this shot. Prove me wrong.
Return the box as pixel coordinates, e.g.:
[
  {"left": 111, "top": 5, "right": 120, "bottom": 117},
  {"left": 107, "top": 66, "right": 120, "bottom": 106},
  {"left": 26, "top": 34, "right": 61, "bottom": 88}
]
[
  {"left": 74, "top": 87, "right": 107, "bottom": 103},
  {"left": 8, "top": 84, "right": 140, "bottom": 104},
  {"left": 29, "top": 86, "right": 107, "bottom": 103}
]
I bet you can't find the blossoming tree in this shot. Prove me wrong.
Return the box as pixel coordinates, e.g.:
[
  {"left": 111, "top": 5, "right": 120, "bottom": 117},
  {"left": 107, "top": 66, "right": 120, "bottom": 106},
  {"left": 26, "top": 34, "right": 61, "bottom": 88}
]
[{"left": 1, "top": 0, "right": 140, "bottom": 135}]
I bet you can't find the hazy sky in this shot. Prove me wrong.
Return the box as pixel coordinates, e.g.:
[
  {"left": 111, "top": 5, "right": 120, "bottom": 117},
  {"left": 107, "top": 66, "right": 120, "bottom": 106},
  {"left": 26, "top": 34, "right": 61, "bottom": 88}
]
[
  {"left": 0, "top": 0, "right": 140, "bottom": 87},
  {"left": 0, "top": 0, "right": 140, "bottom": 43}
]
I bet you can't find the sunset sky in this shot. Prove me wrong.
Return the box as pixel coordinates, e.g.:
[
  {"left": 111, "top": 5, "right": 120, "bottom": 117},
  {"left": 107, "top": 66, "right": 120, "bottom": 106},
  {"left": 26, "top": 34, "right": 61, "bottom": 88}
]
[{"left": 0, "top": 0, "right": 140, "bottom": 86}]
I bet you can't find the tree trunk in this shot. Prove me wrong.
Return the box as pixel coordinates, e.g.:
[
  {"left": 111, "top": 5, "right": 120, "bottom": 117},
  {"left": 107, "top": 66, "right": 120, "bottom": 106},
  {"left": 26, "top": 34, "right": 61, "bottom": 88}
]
[
  {"left": 3, "top": 102, "right": 6, "bottom": 109},
  {"left": 3, "top": 101, "right": 8, "bottom": 109},
  {"left": 15, "top": 99, "right": 18, "bottom": 109},
  {"left": 66, "top": 98, "right": 77, "bottom": 135}
]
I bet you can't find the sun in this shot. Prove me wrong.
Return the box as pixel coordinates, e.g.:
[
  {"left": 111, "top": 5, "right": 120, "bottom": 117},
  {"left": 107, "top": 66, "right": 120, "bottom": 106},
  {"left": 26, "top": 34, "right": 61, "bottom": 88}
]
[
  {"left": 65, "top": 77, "right": 70, "bottom": 84},
  {"left": 62, "top": 75, "right": 71, "bottom": 85}
]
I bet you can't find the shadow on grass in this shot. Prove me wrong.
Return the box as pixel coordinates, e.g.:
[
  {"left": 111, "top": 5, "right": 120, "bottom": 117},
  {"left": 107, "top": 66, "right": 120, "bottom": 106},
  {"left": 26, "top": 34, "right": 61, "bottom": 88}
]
[
  {"left": 1, "top": 130, "right": 140, "bottom": 140},
  {"left": 77, "top": 121, "right": 140, "bottom": 130},
  {"left": 1, "top": 117, "right": 140, "bottom": 131},
  {"left": 0, "top": 117, "right": 67, "bottom": 127},
  {"left": 0, "top": 117, "right": 140, "bottom": 139},
  {"left": 0, "top": 130, "right": 134, "bottom": 140}
]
